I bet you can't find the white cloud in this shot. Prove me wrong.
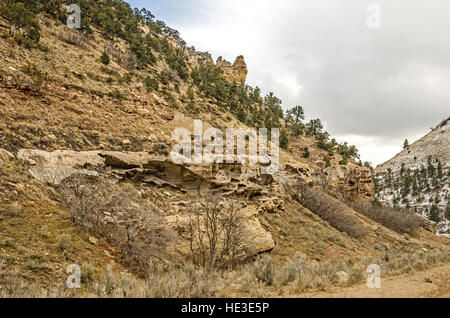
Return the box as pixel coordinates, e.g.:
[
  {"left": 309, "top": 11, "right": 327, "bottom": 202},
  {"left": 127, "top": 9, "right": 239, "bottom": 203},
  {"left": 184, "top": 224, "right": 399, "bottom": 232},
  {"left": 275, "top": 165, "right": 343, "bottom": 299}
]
[{"left": 134, "top": 0, "right": 450, "bottom": 165}]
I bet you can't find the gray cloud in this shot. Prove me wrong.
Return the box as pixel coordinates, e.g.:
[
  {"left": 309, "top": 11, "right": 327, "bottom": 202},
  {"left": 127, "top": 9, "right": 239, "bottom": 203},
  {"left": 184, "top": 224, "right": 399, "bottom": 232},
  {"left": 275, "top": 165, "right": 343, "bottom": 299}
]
[{"left": 132, "top": 0, "right": 450, "bottom": 164}]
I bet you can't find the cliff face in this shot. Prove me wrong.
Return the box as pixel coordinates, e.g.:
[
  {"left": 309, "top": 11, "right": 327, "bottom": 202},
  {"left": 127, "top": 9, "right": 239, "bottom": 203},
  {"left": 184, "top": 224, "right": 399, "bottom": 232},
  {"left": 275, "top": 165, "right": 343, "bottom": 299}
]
[
  {"left": 216, "top": 55, "right": 248, "bottom": 85},
  {"left": 325, "top": 164, "right": 374, "bottom": 199}
]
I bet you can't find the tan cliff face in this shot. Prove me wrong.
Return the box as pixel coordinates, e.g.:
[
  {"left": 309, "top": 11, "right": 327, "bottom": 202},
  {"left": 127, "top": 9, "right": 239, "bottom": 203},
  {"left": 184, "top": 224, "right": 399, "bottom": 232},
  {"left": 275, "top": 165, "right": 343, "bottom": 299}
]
[
  {"left": 216, "top": 55, "right": 248, "bottom": 85},
  {"left": 325, "top": 164, "right": 374, "bottom": 199}
]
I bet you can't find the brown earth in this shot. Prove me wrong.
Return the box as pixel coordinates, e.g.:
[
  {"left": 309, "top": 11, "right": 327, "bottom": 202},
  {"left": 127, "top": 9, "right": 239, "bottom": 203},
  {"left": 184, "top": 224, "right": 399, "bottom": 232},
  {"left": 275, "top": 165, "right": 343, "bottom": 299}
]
[{"left": 302, "top": 264, "right": 450, "bottom": 298}]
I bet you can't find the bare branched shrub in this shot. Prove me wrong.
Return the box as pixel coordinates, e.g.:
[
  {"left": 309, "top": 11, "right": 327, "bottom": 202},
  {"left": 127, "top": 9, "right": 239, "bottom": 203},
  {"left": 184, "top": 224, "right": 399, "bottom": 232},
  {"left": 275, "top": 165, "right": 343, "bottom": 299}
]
[
  {"left": 295, "top": 186, "right": 368, "bottom": 238},
  {"left": 58, "top": 175, "right": 176, "bottom": 271},
  {"left": 59, "top": 174, "right": 112, "bottom": 231},
  {"left": 188, "top": 194, "right": 245, "bottom": 271},
  {"left": 348, "top": 200, "right": 425, "bottom": 234},
  {"left": 62, "top": 29, "right": 89, "bottom": 48},
  {"left": 111, "top": 188, "right": 177, "bottom": 270},
  {"left": 105, "top": 42, "right": 137, "bottom": 70},
  {"left": 276, "top": 253, "right": 307, "bottom": 285}
]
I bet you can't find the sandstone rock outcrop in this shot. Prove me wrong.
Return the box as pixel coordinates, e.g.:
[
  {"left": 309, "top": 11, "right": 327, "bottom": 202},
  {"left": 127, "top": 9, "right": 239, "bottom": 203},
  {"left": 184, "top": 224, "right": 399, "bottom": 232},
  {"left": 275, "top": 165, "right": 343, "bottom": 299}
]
[
  {"left": 216, "top": 55, "right": 248, "bottom": 85},
  {"left": 18, "top": 149, "right": 279, "bottom": 258},
  {"left": 324, "top": 164, "right": 374, "bottom": 199}
]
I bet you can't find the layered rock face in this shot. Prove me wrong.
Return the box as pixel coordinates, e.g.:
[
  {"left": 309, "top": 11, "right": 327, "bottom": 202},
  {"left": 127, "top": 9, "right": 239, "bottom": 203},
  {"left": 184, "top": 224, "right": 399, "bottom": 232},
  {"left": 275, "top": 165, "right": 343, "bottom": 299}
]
[
  {"left": 324, "top": 164, "right": 374, "bottom": 199},
  {"left": 216, "top": 56, "right": 248, "bottom": 85},
  {"left": 16, "top": 149, "right": 284, "bottom": 258},
  {"left": 15, "top": 145, "right": 376, "bottom": 258},
  {"left": 188, "top": 52, "right": 248, "bottom": 85}
]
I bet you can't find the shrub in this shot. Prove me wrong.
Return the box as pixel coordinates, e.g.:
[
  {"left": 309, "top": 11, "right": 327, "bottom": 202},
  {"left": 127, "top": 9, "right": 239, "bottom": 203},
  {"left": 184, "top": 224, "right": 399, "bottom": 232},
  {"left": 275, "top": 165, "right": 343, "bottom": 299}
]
[
  {"left": 188, "top": 194, "right": 245, "bottom": 271},
  {"left": 108, "top": 89, "right": 125, "bottom": 100},
  {"left": 81, "top": 263, "right": 96, "bottom": 283},
  {"left": 58, "top": 176, "right": 176, "bottom": 271},
  {"left": 101, "top": 52, "right": 110, "bottom": 65},
  {"left": 20, "top": 63, "right": 47, "bottom": 88},
  {"left": 63, "top": 29, "right": 88, "bottom": 48},
  {"left": 295, "top": 186, "right": 368, "bottom": 238},
  {"left": 57, "top": 234, "right": 71, "bottom": 253},
  {"left": 144, "top": 75, "right": 158, "bottom": 91},
  {"left": 250, "top": 254, "right": 275, "bottom": 286},
  {"left": 302, "top": 147, "right": 310, "bottom": 158},
  {"left": 348, "top": 200, "right": 425, "bottom": 234}
]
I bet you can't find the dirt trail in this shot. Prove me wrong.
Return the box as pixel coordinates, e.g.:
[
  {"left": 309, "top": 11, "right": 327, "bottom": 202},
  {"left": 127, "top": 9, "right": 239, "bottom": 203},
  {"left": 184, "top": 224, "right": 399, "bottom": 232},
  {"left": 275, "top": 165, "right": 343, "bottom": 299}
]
[{"left": 302, "top": 264, "right": 450, "bottom": 298}]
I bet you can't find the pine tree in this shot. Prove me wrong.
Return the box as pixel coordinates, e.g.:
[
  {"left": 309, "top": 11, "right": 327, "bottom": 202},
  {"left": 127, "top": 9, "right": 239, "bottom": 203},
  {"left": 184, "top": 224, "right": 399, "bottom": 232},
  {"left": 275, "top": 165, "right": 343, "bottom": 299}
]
[
  {"left": 429, "top": 204, "right": 441, "bottom": 223},
  {"left": 446, "top": 200, "right": 450, "bottom": 220},
  {"left": 286, "top": 105, "right": 305, "bottom": 124},
  {"left": 302, "top": 147, "right": 310, "bottom": 158},
  {"left": 437, "top": 160, "right": 443, "bottom": 179},
  {"left": 403, "top": 139, "right": 409, "bottom": 149},
  {"left": 306, "top": 119, "right": 323, "bottom": 136},
  {"left": 101, "top": 51, "right": 110, "bottom": 65}
]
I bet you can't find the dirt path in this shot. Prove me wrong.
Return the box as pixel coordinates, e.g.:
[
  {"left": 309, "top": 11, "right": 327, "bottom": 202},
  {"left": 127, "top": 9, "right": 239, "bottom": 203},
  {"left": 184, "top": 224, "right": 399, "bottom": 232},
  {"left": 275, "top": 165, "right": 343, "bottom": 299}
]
[{"left": 301, "top": 264, "right": 450, "bottom": 298}]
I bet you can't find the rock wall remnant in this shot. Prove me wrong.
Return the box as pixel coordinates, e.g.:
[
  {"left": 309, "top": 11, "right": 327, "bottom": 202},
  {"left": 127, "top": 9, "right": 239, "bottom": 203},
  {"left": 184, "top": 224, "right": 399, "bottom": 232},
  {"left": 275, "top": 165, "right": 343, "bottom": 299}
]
[{"left": 216, "top": 55, "right": 248, "bottom": 85}]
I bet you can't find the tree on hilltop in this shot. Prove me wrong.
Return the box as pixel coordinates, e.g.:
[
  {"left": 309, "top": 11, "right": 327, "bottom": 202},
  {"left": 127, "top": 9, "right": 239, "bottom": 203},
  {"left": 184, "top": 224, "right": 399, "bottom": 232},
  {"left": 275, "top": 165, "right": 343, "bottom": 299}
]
[
  {"left": 286, "top": 105, "right": 305, "bottom": 124},
  {"left": 403, "top": 139, "right": 409, "bottom": 149}
]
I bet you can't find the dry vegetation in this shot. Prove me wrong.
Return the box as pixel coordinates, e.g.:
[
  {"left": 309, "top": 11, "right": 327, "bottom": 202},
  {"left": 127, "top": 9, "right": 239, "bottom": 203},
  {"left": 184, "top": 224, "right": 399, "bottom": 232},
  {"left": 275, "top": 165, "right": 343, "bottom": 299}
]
[
  {"left": 1, "top": 3, "right": 450, "bottom": 299},
  {"left": 0, "top": 156, "right": 128, "bottom": 296},
  {"left": 58, "top": 173, "right": 177, "bottom": 272},
  {"left": 293, "top": 186, "right": 368, "bottom": 238},
  {"left": 3, "top": 243, "right": 450, "bottom": 298},
  {"left": 348, "top": 200, "right": 425, "bottom": 235},
  {"left": 188, "top": 195, "right": 245, "bottom": 271}
]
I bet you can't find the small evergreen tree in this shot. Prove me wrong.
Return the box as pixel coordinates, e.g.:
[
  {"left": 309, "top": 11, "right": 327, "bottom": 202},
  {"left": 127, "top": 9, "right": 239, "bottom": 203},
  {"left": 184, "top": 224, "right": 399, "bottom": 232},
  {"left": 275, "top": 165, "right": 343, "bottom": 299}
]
[
  {"left": 279, "top": 129, "right": 289, "bottom": 149},
  {"left": 101, "top": 51, "right": 110, "bottom": 65},
  {"left": 429, "top": 204, "right": 441, "bottom": 223},
  {"left": 437, "top": 160, "right": 443, "bottom": 179},
  {"left": 306, "top": 119, "right": 323, "bottom": 136},
  {"left": 323, "top": 156, "right": 331, "bottom": 168},
  {"left": 286, "top": 105, "right": 305, "bottom": 124},
  {"left": 403, "top": 139, "right": 409, "bottom": 149},
  {"left": 302, "top": 147, "right": 310, "bottom": 159},
  {"left": 446, "top": 199, "right": 450, "bottom": 220}
]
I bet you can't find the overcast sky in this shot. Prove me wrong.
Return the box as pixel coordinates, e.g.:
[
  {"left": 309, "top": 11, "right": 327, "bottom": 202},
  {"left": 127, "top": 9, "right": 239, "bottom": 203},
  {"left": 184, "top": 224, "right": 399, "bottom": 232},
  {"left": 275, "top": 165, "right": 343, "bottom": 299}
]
[{"left": 128, "top": 0, "right": 450, "bottom": 165}]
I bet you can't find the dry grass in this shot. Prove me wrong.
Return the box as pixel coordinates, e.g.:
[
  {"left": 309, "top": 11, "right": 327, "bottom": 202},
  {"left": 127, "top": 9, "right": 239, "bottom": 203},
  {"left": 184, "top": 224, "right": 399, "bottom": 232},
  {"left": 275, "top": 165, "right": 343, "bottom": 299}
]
[
  {"left": 0, "top": 157, "right": 128, "bottom": 296},
  {"left": 2, "top": 243, "right": 450, "bottom": 298},
  {"left": 58, "top": 175, "right": 177, "bottom": 273}
]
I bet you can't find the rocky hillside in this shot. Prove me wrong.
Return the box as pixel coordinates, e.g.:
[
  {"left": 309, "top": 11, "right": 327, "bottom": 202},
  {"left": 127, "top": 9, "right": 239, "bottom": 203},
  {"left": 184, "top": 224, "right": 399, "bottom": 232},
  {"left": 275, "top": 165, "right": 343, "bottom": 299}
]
[
  {"left": 1, "top": 0, "right": 449, "bottom": 296},
  {"left": 375, "top": 118, "right": 450, "bottom": 236}
]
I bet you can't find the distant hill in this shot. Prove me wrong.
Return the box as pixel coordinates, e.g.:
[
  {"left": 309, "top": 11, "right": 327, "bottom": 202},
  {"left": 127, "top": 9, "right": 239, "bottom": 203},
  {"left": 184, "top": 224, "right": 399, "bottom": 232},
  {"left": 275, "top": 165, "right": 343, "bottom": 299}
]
[{"left": 374, "top": 117, "right": 450, "bottom": 227}]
